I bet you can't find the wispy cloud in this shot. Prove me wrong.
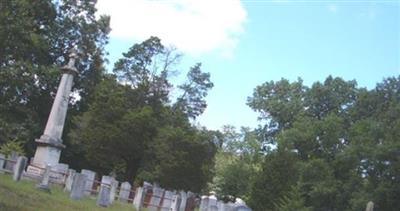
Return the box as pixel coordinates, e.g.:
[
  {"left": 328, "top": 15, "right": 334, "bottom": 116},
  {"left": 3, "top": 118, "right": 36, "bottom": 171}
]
[{"left": 97, "top": 0, "right": 247, "bottom": 57}]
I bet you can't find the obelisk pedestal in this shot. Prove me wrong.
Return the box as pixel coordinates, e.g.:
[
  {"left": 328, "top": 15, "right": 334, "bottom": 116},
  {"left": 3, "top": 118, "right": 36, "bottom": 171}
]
[{"left": 26, "top": 50, "right": 78, "bottom": 179}]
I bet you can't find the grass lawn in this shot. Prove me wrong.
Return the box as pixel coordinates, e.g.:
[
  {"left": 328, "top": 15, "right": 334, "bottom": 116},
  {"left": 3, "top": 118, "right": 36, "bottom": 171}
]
[{"left": 0, "top": 173, "right": 136, "bottom": 211}]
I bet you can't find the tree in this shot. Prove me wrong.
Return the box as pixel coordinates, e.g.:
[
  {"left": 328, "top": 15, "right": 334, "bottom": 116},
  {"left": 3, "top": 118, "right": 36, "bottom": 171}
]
[
  {"left": 247, "top": 76, "right": 400, "bottom": 210},
  {"left": 69, "top": 37, "right": 216, "bottom": 192},
  {"left": 248, "top": 150, "right": 299, "bottom": 211},
  {"left": 174, "top": 63, "right": 214, "bottom": 119},
  {"left": 0, "top": 0, "right": 110, "bottom": 159}
]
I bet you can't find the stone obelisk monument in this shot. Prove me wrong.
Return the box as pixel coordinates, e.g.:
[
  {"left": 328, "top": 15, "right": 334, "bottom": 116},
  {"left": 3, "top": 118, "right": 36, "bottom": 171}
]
[{"left": 28, "top": 50, "right": 78, "bottom": 174}]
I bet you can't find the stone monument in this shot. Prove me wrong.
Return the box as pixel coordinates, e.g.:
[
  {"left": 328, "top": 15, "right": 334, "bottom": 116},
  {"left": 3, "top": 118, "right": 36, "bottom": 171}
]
[{"left": 27, "top": 50, "right": 78, "bottom": 176}]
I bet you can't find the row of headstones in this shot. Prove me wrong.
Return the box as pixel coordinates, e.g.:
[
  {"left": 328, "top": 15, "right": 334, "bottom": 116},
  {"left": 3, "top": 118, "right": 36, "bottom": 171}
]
[
  {"left": 132, "top": 183, "right": 195, "bottom": 211},
  {"left": 199, "top": 195, "right": 251, "bottom": 211},
  {"left": 1, "top": 153, "right": 252, "bottom": 211},
  {"left": 0, "top": 154, "right": 197, "bottom": 211},
  {"left": 0, "top": 152, "right": 19, "bottom": 173},
  {"left": 0, "top": 153, "right": 28, "bottom": 182},
  {"left": 64, "top": 169, "right": 195, "bottom": 210}
]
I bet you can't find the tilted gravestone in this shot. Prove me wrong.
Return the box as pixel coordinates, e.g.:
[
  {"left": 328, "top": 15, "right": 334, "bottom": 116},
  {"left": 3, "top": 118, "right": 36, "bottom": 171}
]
[
  {"left": 50, "top": 163, "right": 69, "bottom": 184},
  {"left": 208, "top": 195, "right": 218, "bottom": 211},
  {"left": 179, "top": 191, "right": 188, "bottom": 211},
  {"left": 13, "top": 156, "right": 27, "bottom": 181},
  {"left": 64, "top": 169, "right": 76, "bottom": 192},
  {"left": 217, "top": 200, "right": 225, "bottom": 211},
  {"left": 133, "top": 187, "right": 145, "bottom": 210},
  {"left": 109, "top": 178, "right": 119, "bottom": 204},
  {"left": 4, "top": 151, "right": 18, "bottom": 172},
  {"left": 0, "top": 153, "right": 5, "bottom": 172},
  {"left": 70, "top": 173, "right": 88, "bottom": 200},
  {"left": 36, "top": 165, "right": 52, "bottom": 192},
  {"left": 170, "top": 194, "right": 181, "bottom": 211},
  {"left": 365, "top": 201, "right": 374, "bottom": 211},
  {"left": 149, "top": 186, "right": 164, "bottom": 211},
  {"left": 96, "top": 176, "right": 112, "bottom": 207},
  {"left": 81, "top": 169, "right": 96, "bottom": 195},
  {"left": 199, "top": 195, "right": 209, "bottom": 211},
  {"left": 119, "top": 182, "right": 132, "bottom": 202},
  {"left": 161, "top": 190, "right": 174, "bottom": 209}
]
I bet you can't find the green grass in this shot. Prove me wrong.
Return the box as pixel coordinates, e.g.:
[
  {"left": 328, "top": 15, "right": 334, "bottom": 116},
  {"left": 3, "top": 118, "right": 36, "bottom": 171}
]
[{"left": 0, "top": 173, "right": 136, "bottom": 211}]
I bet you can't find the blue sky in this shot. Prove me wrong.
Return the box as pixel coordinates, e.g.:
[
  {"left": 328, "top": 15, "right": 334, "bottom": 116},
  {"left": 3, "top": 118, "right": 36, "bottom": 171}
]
[{"left": 98, "top": 0, "right": 400, "bottom": 130}]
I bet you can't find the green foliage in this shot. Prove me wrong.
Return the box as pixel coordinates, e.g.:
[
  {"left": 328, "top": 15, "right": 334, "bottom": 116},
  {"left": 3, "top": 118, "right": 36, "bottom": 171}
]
[
  {"left": 248, "top": 150, "right": 299, "bottom": 211},
  {"left": 0, "top": 140, "right": 25, "bottom": 156},
  {"left": 175, "top": 63, "right": 214, "bottom": 119},
  {"left": 274, "top": 186, "right": 311, "bottom": 211},
  {"left": 210, "top": 126, "right": 263, "bottom": 201},
  {"left": 0, "top": 0, "right": 110, "bottom": 160},
  {"left": 70, "top": 38, "right": 216, "bottom": 192},
  {"left": 213, "top": 154, "right": 254, "bottom": 200},
  {"left": 247, "top": 76, "right": 400, "bottom": 210}
]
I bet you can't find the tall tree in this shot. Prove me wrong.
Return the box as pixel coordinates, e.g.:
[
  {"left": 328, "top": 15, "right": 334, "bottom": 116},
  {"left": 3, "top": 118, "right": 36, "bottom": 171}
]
[
  {"left": 0, "top": 0, "right": 110, "bottom": 158},
  {"left": 69, "top": 37, "right": 216, "bottom": 192},
  {"left": 247, "top": 76, "right": 400, "bottom": 210}
]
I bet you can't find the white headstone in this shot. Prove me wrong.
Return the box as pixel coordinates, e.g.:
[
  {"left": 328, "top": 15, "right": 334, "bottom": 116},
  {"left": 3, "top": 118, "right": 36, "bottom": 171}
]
[
  {"left": 81, "top": 169, "right": 96, "bottom": 195},
  {"left": 179, "top": 191, "right": 188, "bottom": 211},
  {"left": 366, "top": 201, "right": 374, "bottom": 211},
  {"left": 96, "top": 176, "right": 112, "bottom": 207},
  {"left": 149, "top": 187, "right": 164, "bottom": 211},
  {"left": 13, "top": 156, "right": 27, "bottom": 181},
  {"left": 64, "top": 169, "right": 76, "bottom": 192},
  {"left": 119, "top": 182, "right": 132, "bottom": 202},
  {"left": 200, "top": 195, "right": 209, "bottom": 211},
  {"left": 0, "top": 153, "right": 5, "bottom": 172},
  {"left": 208, "top": 195, "right": 218, "bottom": 211},
  {"left": 161, "top": 190, "right": 174, "bottom": 209},
  {"left": 70, "top": 173, "right": 87, "bottom": 200},
  {"left": 133, "top": 187, "right": 145, "bottom": 210},
  {"left": 109, "top": 178, "right": 119, "bottom": 203},
  {"left": 217, "top": 200, "right": 225, "bottom": 211},
  {"left": 4, "top": 151, "right": 17, "bottom": 171},
  {"left": 36, "top": 164, "right": 51, "bottom": 192}
]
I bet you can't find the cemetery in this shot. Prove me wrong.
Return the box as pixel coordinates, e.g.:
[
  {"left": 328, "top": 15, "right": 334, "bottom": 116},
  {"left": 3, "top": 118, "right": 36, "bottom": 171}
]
[
  {"left": 0, "top": 151, "right": 251, "bottom": 211},
  {"left": 0, "top": 51, "right": 251, "bottom": 211},
  {"left": 1, "top": 1, "right": 397, "bottom": 210}
]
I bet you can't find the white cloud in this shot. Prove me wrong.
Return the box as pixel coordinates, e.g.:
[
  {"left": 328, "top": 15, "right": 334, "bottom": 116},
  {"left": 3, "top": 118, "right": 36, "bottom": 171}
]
[{"left": 96, "top": 0, "right": 247, "bottom": 56}]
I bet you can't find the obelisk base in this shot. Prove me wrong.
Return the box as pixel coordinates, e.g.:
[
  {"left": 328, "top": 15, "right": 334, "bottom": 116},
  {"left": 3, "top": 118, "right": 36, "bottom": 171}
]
[{"left": 25, "top": 135, "right": 69, "bottom": 184}]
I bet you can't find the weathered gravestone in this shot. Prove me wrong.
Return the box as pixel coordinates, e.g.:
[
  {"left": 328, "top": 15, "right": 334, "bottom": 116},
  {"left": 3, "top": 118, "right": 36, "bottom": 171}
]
[
  {"left": 0, "top": 153, "right": 5, "bottom": 172},
  {"left": 109, "top": 178, "right": 119, "bottom": 204},
  {"left": 217, "top": 200, "right": 225, "bottom": 211},
  {"left": 50, "top": 163, "right": 69, "bottom": 184},
  {"left": 225, "top": 202, "right": 236, "bottom": 211},
  {"left": 208, "top": 195, "right": 218, "bottom": 211},
  {"left": 170, "top": 194, "right": 181, "bottom": 211},
  {"left": 36, "top": 165, "right": 52, "bottom": 192},
  {"left": 160, "top": 190, "right": 174, "bottom": 210},
  {"left": 64, "top": 169, "right": 76, "bottom": 192},
  {"left": 4, "top": 151, "right": 17, "bottom": 172},
  {"left": 119, "top": 182, "right": 132, "bottom": 202},
  {"left": 133, "top": 187, "right": 145, "bottom": 210},
  {"left": 199, "top": 195, "right": 209, "bottom": 211},
  {"left": 13, "top": 156, "right": 27, "bottom": 181},
  {"left": 365, "top": 201, "right": 374, "bottom": 211},
  {"left": 96, "top": 176, "right": 112, "bottom": 207},
  {"left": 70, "top": 173, "right": 87, "bottom": 200},
  {"left": 149, "top": 186, "right": 164, "bottom": 211},
  {"left": 81, "top": 169, "right": 96, "bottom": 195},
  {"left": 179, "top": 191, "right": 188, "bottom": 211}
]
